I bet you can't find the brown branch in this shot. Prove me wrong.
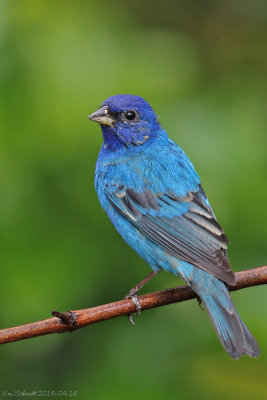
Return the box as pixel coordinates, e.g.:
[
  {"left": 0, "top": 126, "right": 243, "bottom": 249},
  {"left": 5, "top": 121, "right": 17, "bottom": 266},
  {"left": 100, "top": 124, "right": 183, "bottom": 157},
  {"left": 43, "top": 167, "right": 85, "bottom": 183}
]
[{"left": 0, "top": 266, "right": 266, "bottom": 345}]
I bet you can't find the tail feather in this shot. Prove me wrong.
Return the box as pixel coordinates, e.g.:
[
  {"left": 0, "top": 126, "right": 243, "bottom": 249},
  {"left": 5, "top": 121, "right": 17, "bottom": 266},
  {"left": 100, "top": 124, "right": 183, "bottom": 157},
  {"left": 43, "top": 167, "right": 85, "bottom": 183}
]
[
  {"left": 202, "top": 294, "right": 260, "bottom": 359},
  {"left": 176, "top": 261, "right": 260, "bottom": 359}
]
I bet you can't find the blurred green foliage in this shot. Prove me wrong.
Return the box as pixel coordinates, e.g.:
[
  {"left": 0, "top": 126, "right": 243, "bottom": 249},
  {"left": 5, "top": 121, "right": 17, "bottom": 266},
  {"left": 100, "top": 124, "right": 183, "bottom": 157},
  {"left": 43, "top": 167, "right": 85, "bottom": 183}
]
[{"left": 0, "top": 1, "right": 266, "bottom": 399}]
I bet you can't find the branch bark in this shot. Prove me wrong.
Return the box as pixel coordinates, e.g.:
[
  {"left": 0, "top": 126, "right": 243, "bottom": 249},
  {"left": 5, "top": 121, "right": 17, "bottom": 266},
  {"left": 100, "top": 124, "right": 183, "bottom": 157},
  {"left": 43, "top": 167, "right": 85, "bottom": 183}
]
[{"left": 0, "top": 266, "right": 266, "bottom": 345}]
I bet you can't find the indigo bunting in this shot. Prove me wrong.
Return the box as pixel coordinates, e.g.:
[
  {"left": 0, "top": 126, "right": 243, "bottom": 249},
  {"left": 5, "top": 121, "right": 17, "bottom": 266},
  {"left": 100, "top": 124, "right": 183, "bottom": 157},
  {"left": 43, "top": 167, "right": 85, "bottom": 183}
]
[{"left": 89, "top": 94, "right": 259, "bottom": 359}]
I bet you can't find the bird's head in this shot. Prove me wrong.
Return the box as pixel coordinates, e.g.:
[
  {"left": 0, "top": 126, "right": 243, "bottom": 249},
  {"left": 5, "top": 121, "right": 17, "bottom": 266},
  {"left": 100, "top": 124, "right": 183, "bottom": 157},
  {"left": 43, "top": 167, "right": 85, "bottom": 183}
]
[{"left": 89, "top": 95, "right": 162, "bottom": 150}]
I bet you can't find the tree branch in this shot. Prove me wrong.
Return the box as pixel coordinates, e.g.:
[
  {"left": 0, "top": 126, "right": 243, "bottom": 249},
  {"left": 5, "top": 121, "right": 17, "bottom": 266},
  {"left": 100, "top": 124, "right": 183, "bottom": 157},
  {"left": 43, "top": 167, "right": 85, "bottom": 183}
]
[{"left": 0, "top": 266, "right": 266, "bottom": 345}]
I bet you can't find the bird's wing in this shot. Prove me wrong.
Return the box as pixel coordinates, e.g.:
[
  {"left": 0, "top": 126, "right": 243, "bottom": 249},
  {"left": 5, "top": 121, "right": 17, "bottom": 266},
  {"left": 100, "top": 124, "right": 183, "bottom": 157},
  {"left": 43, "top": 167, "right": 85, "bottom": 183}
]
[{"left": 106, "top": 183, "right": 235, "bottom": 285}]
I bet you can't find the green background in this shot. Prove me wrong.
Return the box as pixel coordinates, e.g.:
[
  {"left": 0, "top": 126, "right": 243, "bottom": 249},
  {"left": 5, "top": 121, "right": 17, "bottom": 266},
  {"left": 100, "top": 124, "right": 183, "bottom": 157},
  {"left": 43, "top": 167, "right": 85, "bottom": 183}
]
[{"left": 0, "top": 1, "right": 266, "bottom": 399}]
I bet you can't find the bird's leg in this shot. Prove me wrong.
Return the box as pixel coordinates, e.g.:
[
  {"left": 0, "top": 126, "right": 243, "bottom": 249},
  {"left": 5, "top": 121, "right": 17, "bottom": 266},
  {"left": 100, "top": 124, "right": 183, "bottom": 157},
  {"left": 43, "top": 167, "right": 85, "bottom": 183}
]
[{"left": 124, "top": 270, "right": 160, "bottom": 326}]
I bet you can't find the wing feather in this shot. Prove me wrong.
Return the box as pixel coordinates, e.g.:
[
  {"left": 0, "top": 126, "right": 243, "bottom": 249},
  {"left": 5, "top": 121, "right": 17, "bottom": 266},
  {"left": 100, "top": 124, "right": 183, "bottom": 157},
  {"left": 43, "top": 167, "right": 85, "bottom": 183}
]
[{"left": 106, "top": 184, "right": 235, "bottom": 285}]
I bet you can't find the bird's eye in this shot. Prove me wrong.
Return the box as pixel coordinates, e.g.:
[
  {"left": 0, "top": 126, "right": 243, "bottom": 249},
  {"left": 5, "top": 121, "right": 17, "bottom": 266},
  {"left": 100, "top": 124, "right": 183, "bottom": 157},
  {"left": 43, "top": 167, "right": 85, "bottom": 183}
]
[{"left": 124, "top": 110, "right": 137, "bottom": 121}]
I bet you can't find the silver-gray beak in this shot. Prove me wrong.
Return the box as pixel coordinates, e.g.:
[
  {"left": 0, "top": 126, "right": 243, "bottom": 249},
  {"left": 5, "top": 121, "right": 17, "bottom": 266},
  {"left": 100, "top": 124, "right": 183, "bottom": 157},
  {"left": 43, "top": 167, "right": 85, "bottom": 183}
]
[{"left": 88, "top": 105, "right": 115, "bottom": 126}]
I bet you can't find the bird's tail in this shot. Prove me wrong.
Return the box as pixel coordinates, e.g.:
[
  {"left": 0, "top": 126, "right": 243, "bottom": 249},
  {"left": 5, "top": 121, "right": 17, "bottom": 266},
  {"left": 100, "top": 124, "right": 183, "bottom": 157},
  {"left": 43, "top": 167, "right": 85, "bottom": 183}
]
[{"left": 192, "top": 273, "right": 260, "bottom": 359}]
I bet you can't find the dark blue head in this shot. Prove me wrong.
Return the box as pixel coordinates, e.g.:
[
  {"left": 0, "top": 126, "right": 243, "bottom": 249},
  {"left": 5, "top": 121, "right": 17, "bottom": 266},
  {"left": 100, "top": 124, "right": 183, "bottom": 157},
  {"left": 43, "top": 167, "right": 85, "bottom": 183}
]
[{"left": 89, "top": 95, "right": 162, "bottom": 150}]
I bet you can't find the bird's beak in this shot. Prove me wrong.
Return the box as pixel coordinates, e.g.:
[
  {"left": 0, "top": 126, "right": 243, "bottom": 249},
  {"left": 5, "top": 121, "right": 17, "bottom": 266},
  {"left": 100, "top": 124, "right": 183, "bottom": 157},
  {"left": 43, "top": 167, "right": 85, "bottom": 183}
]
[{"left": 88, "top": 105, "right": 115, "bottom": 126}]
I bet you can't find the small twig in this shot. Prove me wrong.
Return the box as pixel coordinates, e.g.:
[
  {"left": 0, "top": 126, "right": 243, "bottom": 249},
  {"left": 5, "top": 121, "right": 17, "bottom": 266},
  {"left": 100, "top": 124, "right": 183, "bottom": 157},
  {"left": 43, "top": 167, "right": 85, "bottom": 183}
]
[
  {"left": 51, "top": 311, "right": 77, "bottom": 326},
  {"left": 0, "top": 266, "right": 266, "bottom": 345}
]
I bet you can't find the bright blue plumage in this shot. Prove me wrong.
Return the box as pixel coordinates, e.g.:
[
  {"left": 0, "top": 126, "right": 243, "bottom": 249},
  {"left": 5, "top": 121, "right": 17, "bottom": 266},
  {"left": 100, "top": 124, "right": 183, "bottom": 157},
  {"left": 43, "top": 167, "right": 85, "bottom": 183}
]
[{"left": 90, "top": 94, "right": 260, "bottom": 359}]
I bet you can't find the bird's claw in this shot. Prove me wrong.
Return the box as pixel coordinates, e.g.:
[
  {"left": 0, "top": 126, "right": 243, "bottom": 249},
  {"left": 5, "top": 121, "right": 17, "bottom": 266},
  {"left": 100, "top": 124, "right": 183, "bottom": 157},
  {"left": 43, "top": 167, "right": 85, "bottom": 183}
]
[
  {"left": 124, "top": 288, "right": 142, "bottom": 326},
  {"left": 128, "top": 314, "right": 136, "bottom": 326},
  {"left": 131, "top": 292, "right": 141, "bottom": 316}
]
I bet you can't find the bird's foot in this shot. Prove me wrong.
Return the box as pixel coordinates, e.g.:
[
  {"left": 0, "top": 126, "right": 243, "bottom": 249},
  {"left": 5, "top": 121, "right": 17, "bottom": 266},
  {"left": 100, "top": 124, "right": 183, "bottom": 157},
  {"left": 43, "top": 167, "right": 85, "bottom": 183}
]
[
  {"left": 196, "top": 295, "right": 205, "bottom": 311},
  {"left": 124, "top": 288, "right": 142, "bottom": 326}
]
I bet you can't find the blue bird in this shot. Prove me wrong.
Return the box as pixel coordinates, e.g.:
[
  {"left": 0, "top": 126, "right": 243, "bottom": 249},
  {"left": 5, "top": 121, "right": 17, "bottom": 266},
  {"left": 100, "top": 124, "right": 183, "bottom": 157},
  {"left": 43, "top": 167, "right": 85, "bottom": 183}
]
[{"left": 89, "top": 94, "right": 260, "bottom": 359}]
